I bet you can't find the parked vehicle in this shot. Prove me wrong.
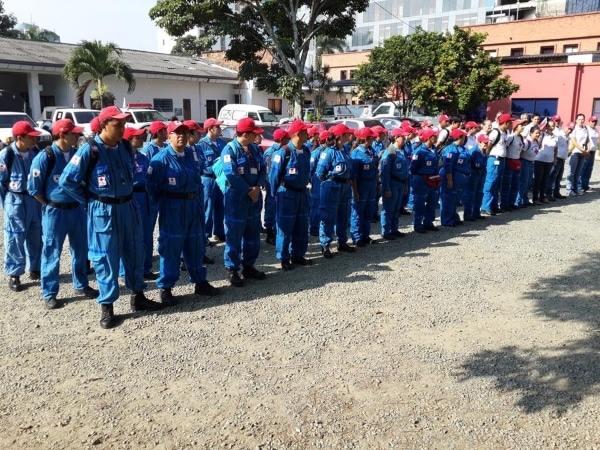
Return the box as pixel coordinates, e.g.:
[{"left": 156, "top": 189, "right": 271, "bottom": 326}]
[
  {"left": 375, "top": 116, "right": 421, "bottom": 130},
  {"left": 218, "top": 104, "right": 279, "bottom": 127},
  {"left": 221, "top": 125, "right": 281, "bottom": 151},
  {"left": 0, "top": 112, "right": 52, "bottom": 150},
  {"left": 122, "top": 107, "right": 170, "bottom": 130},
  {"left": 302, "top": 105, "right": 354, "bottom": 122},
  {"left": 325, "top": 118, "right": 385, "bottom": 130}
]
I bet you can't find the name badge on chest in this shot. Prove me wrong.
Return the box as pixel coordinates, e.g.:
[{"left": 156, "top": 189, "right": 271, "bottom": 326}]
[{"left": 250, "top": 168, "right": 258, "bottom": 175}]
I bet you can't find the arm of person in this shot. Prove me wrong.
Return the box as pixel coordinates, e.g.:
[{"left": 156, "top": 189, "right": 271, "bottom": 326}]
[
  {"left": 58, "top": 144, "right": 91, "bottom": 205},
  {"left": 28, "top": 150, "right": 48, "bottom": 206}
]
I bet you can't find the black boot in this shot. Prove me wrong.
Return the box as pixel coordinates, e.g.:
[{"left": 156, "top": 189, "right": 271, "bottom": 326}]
[
  {"left": 160, "top": 288, "right": 178, "bottom": 306},
  {"left": 265, "top": 229, "right": 276, "bottom": 245},
  {"left": 130, "top": 292, "right": 163, "bottom": 312},
  {"left": 99, "top": 304, "right": 116, "bottom": 329}
]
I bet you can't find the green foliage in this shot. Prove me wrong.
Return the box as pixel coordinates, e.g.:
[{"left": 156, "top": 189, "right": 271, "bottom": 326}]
[
  {"left": 63, "top": 40, "right": 136, "bottom": 108},
  {"left": 305, "top": 64, "right": 333, "bottom": 121},
  {"left": 171, "top": 34, "right": 216, "bottom": 56},
  {"left": 0, "top": 1, "right": 19, "bottom": 38}
]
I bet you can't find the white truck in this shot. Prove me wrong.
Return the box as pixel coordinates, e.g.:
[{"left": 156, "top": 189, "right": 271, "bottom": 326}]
[{"left": 0, "top": 111, "right": 52, "bottom": 150}]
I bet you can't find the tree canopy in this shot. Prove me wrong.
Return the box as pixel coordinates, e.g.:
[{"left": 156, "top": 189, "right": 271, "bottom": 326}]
[
  {"left": 354, "top": 27, "right": 519, "bottom": 116},
  {"left": 0, "top": 1, "right": 19, "bottom": 38},
  {"left": 171, "top": 34, "right": 216, "bottom": 57},
  {"left": 149, "top": 0, "right": 369, "bottom": 115}
]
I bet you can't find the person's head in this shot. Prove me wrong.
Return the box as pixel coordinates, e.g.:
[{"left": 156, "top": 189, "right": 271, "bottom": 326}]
[
  {"left": 98, "top": 106, "right": 131, "bottom": 146},
  {"left": 552, "top": 115, "right": 562, "bottom": 126},
  {"left": 203, "top": 118, "right": 223, "bottom": 140},
  {"left": 439, "top": 114, "right": 450, "bottom": 128},
  {"left": 371, "top": 126, "right": 386, "bottom": 141},
  {"left": 512, "top": 119, "right": 527, "bottom": 135},
  {"left": 477, "top": 133, "right": 489, "bottom": 150},
  {"left": 497, "top": 113, "right": 515, "bottom": 131},
  {"left": 450, "top": 128, "right": 467, "bottom": 144},
  {"left": 421, "top": 129, "right": 439, "bottom": 146},
  {"left": 122, "top": 127, "right": 146, "bottom": 150},
  {"left": 286, "top": 120, "right": 309, "bottom": 148},
  {"left": 52, "top": 119, "right": 83, "bottom": 150},
  {"left": 545, "top": 120, "right": 555, "bottom": 133},
  {"left": 166, "top": 121, "right": 189, "bottom": 152},
  {"left": 273, "top": 128, "right": 290, "bottom": 146},
  {"left": 235, "top": 118, "right": 264, "bottom": 146},
  {"left": 355, "top": 127, "right": 374, "bottom": 146},
  {"left": 520, "top": 113, "right": 530, "bottom": 122},
  {"left": 183, "top": 120, "right": 203, "bottom": 145},
  {"left": 391, "top": 128, "right": 408, "bottom": 147},
  {"left": 531, "top": 113, "right": 541, "bottom": 124},
  {"left": 576, "top": 113, "right": 586, "bottom": 127},
  {"left": 149, "top": 121, "right": 167, "bottom": 143},
  {"left": 450, "top": 116, "right": 461, "bottom": 130},
  {"left": 481, "top": 120, "right": 492, "bottom": 134},
  {"left": 529, "top": 125, "right": 541, "bottom": 140},
  {"left": 589, "top": 115, "right": 598, "bottom": 127},
  {"left": 329, "top": 123, "right": 352, "bottom": 147},
  {"left": 12, "top": 121, "right": 42, "bottom": 151},
  {"left": 464, "top": 121, "right": 480, "bottom": 135},
  {"left": 565, "top": 121, "right": 575, "bottom": 135},
  {"left": 319, "top": 130, "right": 332, "bottom": 144}
]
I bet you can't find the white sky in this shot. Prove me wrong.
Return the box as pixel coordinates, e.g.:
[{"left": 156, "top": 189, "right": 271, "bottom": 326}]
[{"left": 2, "top": 0, "right": 161, "bottom": 52}]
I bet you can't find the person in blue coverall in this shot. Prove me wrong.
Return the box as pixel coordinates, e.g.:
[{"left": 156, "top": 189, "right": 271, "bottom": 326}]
[
  {"left": 315, "top": 123, "right": 358, "bottom": 258},
  {"left": 370, "top": 125, "right": 387, "bottom": 222},
  {"left": 439, "top": 129, "right": 471, "bottom": 227},
  {"left": 268, "top": 120, "right": 312, "bottom": 270},
  {"left": 262, "top": 128, "right": 290, "bottom": 245},
  {"left": 350, "top": 127, "right": 379, "bottom": 246},
  {"left": 400, "top": 124, "right": 417, "bottom": 216},
  {"left": 198, "top": 118, "right": 227, "bottom": 242},
  {"left": 462, "top": 134, "right": 488, "bottom": 221},
  {"left": 59, "top": 106, "right": 163, "bottom": 329},
  {"left": 379, "top": 127, "right": 410, "bottom": 240},
  {"left": 309, "top": 131, "right": 333, "bottom": 236},
  {"left": 410, "top": 128, "right": 441, "bottom": 233},
  {"left": 0, "top": 121, "right": 43, "bottom": 292},
  {"left": 28, "top": 119, "right": 99, "bottom": 309},
  {"left": 221, "top": 118, "right": 267, "bottom": 287},
  {"left": 146, "top": 121, "right": 219, "bottom": 306}
]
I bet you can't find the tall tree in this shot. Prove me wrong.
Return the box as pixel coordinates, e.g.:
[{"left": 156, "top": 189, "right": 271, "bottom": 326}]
[
  {"left": 63, "top": 40, "right": 136, "bottom": 109},
  {"left": 171, "top": 34, "right": 216, "bottom": 56},
  {"left": 149, "top": 0, "right": 370, "bottom": 116},
  {"left": 20, "top": 24, "right": 59, "bottom": 42},
  {"left": 0, "top": 1, "right": 19, "bottom": 38}
]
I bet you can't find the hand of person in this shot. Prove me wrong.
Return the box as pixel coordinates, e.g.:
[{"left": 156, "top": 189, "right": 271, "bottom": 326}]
[{"left": 248, "top": 186, "right": 260, "bottom": 203}]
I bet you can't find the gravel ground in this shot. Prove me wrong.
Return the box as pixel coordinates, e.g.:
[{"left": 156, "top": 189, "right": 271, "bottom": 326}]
[{"left": 1, "top": 176, "right": 599, "bottom": 449}]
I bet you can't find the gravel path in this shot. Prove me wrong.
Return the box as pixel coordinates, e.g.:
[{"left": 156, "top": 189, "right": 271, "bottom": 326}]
[{"left": 1, "top": 177, "right": 599, "bottom": 449}]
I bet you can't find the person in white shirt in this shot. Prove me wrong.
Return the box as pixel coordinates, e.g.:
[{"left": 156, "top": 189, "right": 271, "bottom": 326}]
[
  {"left": 533, "top": 121, "right": 558, "bottom": 204},
  {"left": 578, "top": 115, "right": 598, "bottom": 192},
  {"left": 522, "top": 113, "right": 541, "bottom": 137},
  {"left": 516, "top": 126, "right": 540, "bottom": 207},
  {"left": 501, "top": 119, "right": 526, "bottom": 210},
  {"left": 481, "top": 113, "right": 513, "bottom": 215},
  {"left": 566, "top": 113, "right": 590, "bottom": 196},
  {"left": 546, "top": 121, "right": 573, "bottom": 200},
  {"left": 464, "top": 121, "right": 480, "bottom": 151}
]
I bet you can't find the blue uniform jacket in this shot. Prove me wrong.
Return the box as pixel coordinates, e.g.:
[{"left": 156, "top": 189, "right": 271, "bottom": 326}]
[
  {"left": 197, "top": 136, "right": 226, "bottom": 176},
  {"left": 409, "top": 144, "right": 439, "bottom": 176},
  {"left": 147, "top": 146, "right": 203, "bottom": 203},
  {"left": 59, "top": 136, "right": 135, "bottom": 205},
  {"left": 140, "top": 141, "right": 167, "bottom": 161},
  {"left": 351, "top": 145, "right": 379, "bottom": 180},
  {"left": 0, "top": 143, "right": 38, "bottom": 207},
  {"left": 379, "top": 144, "right": 409, "bottom": 193},
  {"left": 132, "top": 151, "right": 150, "bottom": 189},
  {"left": 220, "top": 138, "right": 266, "bottom": 192},
  {"left": 268, "top": 142, "right": 311, "bottom": 195},
  {"left": 372, "top": 139, "right": 386, "bottom": 155},
  {"left": 469, "top": 146, "right": 486, "bottom": 172},
  {"left": 315, "top": 146, "right": 353, "bottom": 181},
  {"left": 441, "top": 143, "right": 472, "bottom": 176},
  {"left": 28, "top": 143, "right": 79, "bottom": 203}
]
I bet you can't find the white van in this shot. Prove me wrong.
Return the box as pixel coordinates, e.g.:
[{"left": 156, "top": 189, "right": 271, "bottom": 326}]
[{"left": 218, "top": 104, "right": 279, "bottom": 127}]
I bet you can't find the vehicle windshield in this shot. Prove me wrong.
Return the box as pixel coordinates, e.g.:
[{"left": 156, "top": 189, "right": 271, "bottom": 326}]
[
  {"left": 258, "top": 111, "right": 279, "bottom": 123},
  {"left": 0, "top": 114, "right": 37, "bottom": 129},
  {"left": 73, "top": 111, "right": 100, "bottom": 123},
  {"left": 131, "top": 110, "right": 168, "bottom": 123},
  {"left": 260, "top": 126, "right": 277, "bottom": 140}
]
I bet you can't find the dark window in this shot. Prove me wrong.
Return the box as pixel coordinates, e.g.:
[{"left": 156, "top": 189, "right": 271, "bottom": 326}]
[
  {"left": 511, "top": 98, "right": 558, "bottom": 117},
  {"left": 340, "top": 70, "right": 347, "bottom": 80},
  {"left": 153, "top": 98, "right": 174, "bottom": 112},
  {"left": 217, "top": 100, "right": 227, "bottom": 114},
  {"left": 510, "top": 48, "right": 524, "bottom": 57},
  {"left": 206, "top": 100, "right": 217, "bottom": 119},
  {"left": 540, "top": 46, "right": 554, "bottom": 55},
  {"left": 268, "top": 99, "right": 282, "bottom": 115}
]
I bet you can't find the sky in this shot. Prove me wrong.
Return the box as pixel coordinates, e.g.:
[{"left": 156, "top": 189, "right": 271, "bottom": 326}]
[{"left": 2, "top": 0, "right": 162, "bottom": 52}]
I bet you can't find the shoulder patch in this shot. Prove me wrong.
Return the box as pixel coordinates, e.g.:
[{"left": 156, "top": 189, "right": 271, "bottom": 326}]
[
  {"left": 71, "top": 155, "right": 81, "bottom": 166},
  {"left": 32, "top": 169, "right": 41, "bottom": 177},
  {"left": 223, "top": 154, "right": 231, "bottom": 163},
  {"left": 273, "top": 154, "right": 281, "bottom": 163},
  {"left": 412, "top": 154, "right": 419, "bottom": 160},
  {"left": 0, "top": 163, "right": 5, "bottom": 171},
  {"left": 320, "top": 152, "right": 327, "bottom": 159}
]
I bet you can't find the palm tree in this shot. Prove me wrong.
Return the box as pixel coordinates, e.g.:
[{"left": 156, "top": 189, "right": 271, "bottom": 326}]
[
  {"left": 21, "top": 24, "right": 58, "bottom": 42},
  {"left": 63, "top": 40, "right": 136, "bottom": 108}
]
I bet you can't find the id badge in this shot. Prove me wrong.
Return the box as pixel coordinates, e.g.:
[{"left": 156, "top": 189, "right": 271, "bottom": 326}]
[
  {"left": 494, "top": 160, "right": 500, "bottom": 166},
  {"left": 288, "top": 167, "right": 297, "bottom": 175},
  {"left": 238, "top": 167, "right": 245, "bottom": 175},
  {"left": 250, "top": 168, "right": 258, "bottom": 175},
  {"left": 97, "top": 176, "right": 107, "bottom": 187},
  {"left": 335, "top": 164, "right": 342, "bottom": 172}
]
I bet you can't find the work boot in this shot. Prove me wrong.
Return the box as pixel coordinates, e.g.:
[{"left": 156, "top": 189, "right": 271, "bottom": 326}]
[
  {"left": 9, "top": 276, "right": 22, "bottom": 292},
  {"left": 75, "top": 286, "right": 100, "bottom": 299},
  {"left": 337, "top": 242, "right": 356, "bottom": 253},
  {"left": 242, "top": 265, "right": 266, "bottom": 280},
  {"left": 265, "top": 229, "right": 276, "bottom": 245},
  {"left": 160, "top": 288, "right": 178, "bottom": 307},
  {"left": 130, "top": 292, "right": 163, "bottom": 312},
  {"left": 228, "top": 269, "right": 245, "bottom": 287},
  {"left": 29, "top": 270, "right": 41, "bottom": 281},
  {"left": 99, "top": 304, "right": 116, "bottom": 329},
  {"left": 281, "top": 260, "right": 294, "bottom": 271},
  {"left": 321, "top": 247, "right": 333, "bottom": 259},
  {"left": 194, "top": 280, "right": 220, "bottom": 296},
  {"left": 44, "top": 297, "right": 62, "bottom": 310},
  {"left": 291, "top": 256, "right": 312, "bottom": 266}
]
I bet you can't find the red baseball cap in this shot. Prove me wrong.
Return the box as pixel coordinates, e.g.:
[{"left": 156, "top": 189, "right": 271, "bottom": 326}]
[
  {"left": 450, "top": 129, "right": 467, "bottom": 139},
  {"left": 589, "top": 116, "right": 598, "bottom": 122},
  {"left": 371, "top": 125, "right": 386, "bottom": 136},
  {"left": 123, "top": 127, "right": 146, "bottom": 140},
  {"left": 513, "top": 119, "right": 528, "bottom": 127},
  {"left": 552, "top": 115, "right": 561, "bottom": 122},
  {"left": 287, "top": 119, "right": 309, "bottom": 136},
  {"left": 273, "top": 128, "right": 289, "bottom": 141},
  {"left": 477, "top": 134, "right": 490, "bottom": 143},
  {"left": 567, "top": 122, "right": 575, "bottom": 130},
  {"left": 421, "top": 120, "right": 433, "bottom": 128},
  {"left": 355, "top": 127, "right": 374, "bottom": 139},
  {"left": 421, "top": 129, "right": 439, "bottom": 141},
  {"left": 307, "top": 126, "right": 319, "bottom": 137},
  {"left": 98, "top": 105, "right": 131, "bottom": 123},
  {"left": 183, "top": 120, "right": 204, "bottom": 132},
  {"left": 330, "top": 123, "right": 351, "bottom": 137},
  {"left": 236, "top": 118, "right": 264, "bottom": 135},
  {"left": 52, "top": 119, "right": 84, "bottom": 136},
  {"left": 167, "top": 121, "right": 190, "bottom": 134},
  {"left": 12, "top": 121, "right": 42, "bottom": 137},
  {"left": 90, "top": 117, "right": 100, "bottom": 134},
  {"left": 204, "top": 118, "right": 223, "bottom": 129},
  {"left": 149, "top": 121, "right": 167, "bottom": 134},
  {"left": 319, "top": 130, "right": 332, "bottom": 141},
  {"left": 439, "top": 114, "right": 450, "bottom": 123},
  {"left": 464, "top": 121, "right": 480, "bottom": 129},
  {"left": 391, "top": 128, "right": 409, "bottom": 138},
  {"left": 498, "top": 113, "right": 515, "bottom": 125}
]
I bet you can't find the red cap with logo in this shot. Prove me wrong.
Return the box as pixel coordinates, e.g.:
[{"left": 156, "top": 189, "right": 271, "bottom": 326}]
[
  {"left": 204, "top": 118, "right": 224, "bottom": 129},
  {"left": 439, "top": 114, "right": 450, "bottom": 123},
  {"left": 391, "top": 128, "right": 409, "bottom": 138},
  {"left": 498, "top": 113, "right": 515, "bottom": 125},
  {"left": 567, "top": 122, "right": 575, "bottom": 130},
  {"left": 123, "top": 127, "right": 146, "bottom": 140},
  {"left": 464, "top": 121, "right": 480, "bottom": 129},
  {"left": 183, "top": 120, "right": 204, "bottom": 132},
  {"left": 167, "top": 121, "right": 190, "bottom": 134},
  {"left": 552, "top": 115, "right": 561, "bottom": 122},
  {"left": 330, "top": 123, "right": 351, "bottom": 137},
  {"left": 273, "top": 128, "right": 289, "bottom": 141},
  {"left": 286, "top": 119, "right": 309, "bottom": 136},
  {"left": 477, "top": 134, "right": 490, "bottom": 143},
  {"left": 236, "top": 117, "right": 264, "bottom": 135},
  {"left": 98, "top": 105, "right": 131, "bottom": 123},
  {"left": 319, "top": 130, "right": 332, "bottom": 141},
  {"left": 149, "top": 121, "right": 167, "bottom": 134},
  {"left": 421, "top": 129, "right": 439, "bottom": 141},
  {"left": 450, "top": 129, "right": 467, "bottom": 139},
  {"left": 52, "top": 118, "right": 84, "bottom": 136},
  {"left": 12, "top": 121, "right": 42, "bottom": 137},
  {"left": 355, "top": 127, "right": 374, "bottom": 139},
  {"left": 589, "top": 116, "right": 598, "bottom": 122}
]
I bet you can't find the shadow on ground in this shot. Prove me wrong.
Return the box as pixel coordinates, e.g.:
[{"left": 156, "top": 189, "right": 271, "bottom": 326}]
[{"left": 456, "top": 251, "right": 600, "bottom": 414}]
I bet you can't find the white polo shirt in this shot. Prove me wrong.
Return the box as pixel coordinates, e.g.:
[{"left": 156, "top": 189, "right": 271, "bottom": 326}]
[{"left": 488, "top": 128, "right": 507, "bottom": 157}]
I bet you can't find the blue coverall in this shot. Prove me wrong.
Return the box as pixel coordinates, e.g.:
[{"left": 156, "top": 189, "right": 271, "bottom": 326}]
[
  {"left": 308, "top": 145, "right": 326, "bottom": 235},
  {"left": 59, "top": 136, "right": 146, "bottom": 305},
  {"left": 350, "top": 144, "right": 379, "bottom": 243},
  {"left": 379, "top": 144, "right": 409, "bottom": 235},
  {"left": 147, "top": 145, "right": 208, "bottom": 289},
  {"left": 262, "top": 143, "right": 281, "bottom": 232},
  {"left": 268, "top": 142, "right": 311, "bottom": 262},
  {"left": 221, "top": 138, "right": 266, "bottom": 271},
  {"left": 439, "top": 143, "right": 472, "bottom": 226},
  {"left": 197, "top": 136, "right": 226, "bottom": 239},
  {"left": 131, "top": 151, "right": 154, "bottom": 275},
  {"left": 139, "top": 140, "right": 166, "bottom": 249},
  {"left": 315, "top": 145, "right": 353, "bottom": 249},
  {"left": 0, "top": 143, "right": 42, "bottom": 276},
  {"left": 462, "top": 146, "right": 486, "bottom": 220},
  {"left": 409, "top": 144, "right": 440, "bottom": 231},
  {"left": 28, "top": 143, "right": 89, "bottom": 299},
  {"left": 403, "top": 140, "right": 415, "bottom": 210}
]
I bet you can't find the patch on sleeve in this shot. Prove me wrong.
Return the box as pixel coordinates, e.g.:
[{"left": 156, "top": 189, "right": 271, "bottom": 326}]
[
  {"left": 0, "top": 163, "right": 5, "bottom": 171},
  {"left": 223, "top": 154, "right": 231, "bottom": 163},
  {"left": 71, "top": 155, "right": 81, "bottom": 166},
  {"left": 147, "top": 166, "right": 153, "bottom": 175},
  {"left": 320, "top": 153, "right": 327, "bottom": 159},
  {"left": 168, "top": 177, "right": 176, "bottom": 186},
  {"left": 32, "top": 169, "right": 41, "bottom": 177},
  {"left": 412, "top": 154, "right": 419, "bottom": 160},
  {"left": 273, "top": 154, "right": 281, "bottom": 163},
  {"left": 446, "top": 153, "right": 452, "bottom": 159},
  {"left": 53, "top": 175, "right": 60, "bottom": 182}
]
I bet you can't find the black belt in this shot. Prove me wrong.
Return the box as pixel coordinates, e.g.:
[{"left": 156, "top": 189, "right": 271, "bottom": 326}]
[
  {"left": 282, "top": 182, "right": 305, "bottom": 192},
  {"left": 328, "top": 176, "right": 349, "bottom": 184},
  {"left": 47, "top": 201, "right": 79, "bottom": 210},
  {"left": 133, "top": 186, "right": 146, "bottom": 193},
  {"left": 10, "top": 190, "right": 29, "bottom": 195},
  {"left": 162, "top": 191, "right": 196, "bottom": 200},
  {"left": 89, "top": 192, "right": 133, "bottom": 204},
  {"left": 202, "top": 173, "right": 216, "bottom": 179},
  {"left": 390, "top": 174, "right": 407, "bottom": 183}
]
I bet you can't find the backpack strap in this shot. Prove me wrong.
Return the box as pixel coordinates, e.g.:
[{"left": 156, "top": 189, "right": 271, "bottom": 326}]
[{"left": 43, "top": 146, "right": 56, "bottom": 180}]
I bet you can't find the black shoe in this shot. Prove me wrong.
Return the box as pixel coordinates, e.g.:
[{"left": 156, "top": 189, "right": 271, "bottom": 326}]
[
  {"left": 399, "top": 208, "right": 412, "bottom": 216},
  {"left": 130, "top": 292, "right": 163, "bottom": 312},
  {"left": 355, "top": 240, "right": 367, "bottom": 248},
  {"left": 242, "top": 265, "right": 266, "bottom": 280},
  {"left": 291, "top": 256, "right": 313, "bottom": 266},
  {"left": 494, "top": 208, "right": 506, "bottom": 214},
  {"left": 337, "top": 242, "right": 356, "bottom": 253},
  {"left": 99, "top": 304, "right": 116, "bottom": 329},
  {"left": 281, "top": 260, "right": 294, "bottom": 271},
  {"left": 322, "top": 247, "right": 333, "bottom": 259},
  {"left": 194, "top": 280, "right": 220, "bottom": 296},
  {"left": 29, "top": 270, "right": 41, "bottom": 281},
  {"left": 414, "top": 228, "right": 426, "bottom": 234},
  {"left": 480, "top": 210, "right": 496, "bottom": 216},
  {"left": 228, "top": 269, "right": 245, "bottom": 287},
  {"left": 547, "top": 196, "right": 556, "bottom": 202},
  {"left": 309, "top": 231, "right": 319, "bottom": 237},
  {"left": 382, "top": 233, "right": 396, "bottom": 240},
  {"left": 203, "top": 255, "right": 215, "bottom": 265},
  {"left": 44, "top": 297, "right": 62, "bottom": 310},
  {"left": 424, "top": 225, "right": 439, "bottom": 232},
  {"left": 365, "top": 236, "right": 377, "bottom": 244},
  {"left": 454, "top": 221, "right": 464, "bottom": 226},
  {"left": 464, "top": 217, "right": 477, "bottom": 222},
  {"left": 391, "top": 230, "right": 405, "bottom": 238},
  {"left": 475, "top": 215, "right": 486, "bottom": 220},
  {"left": 86, "top": 260, "right": 94, "bottom": 275},
  {"left": 143, "top": 272, "right": 159, "bottom": 280},
  {"left": 9, "top": 276, "right": 21, "bottom": 292},
  {"left": 160, "top": 288, "right": 178, "bottom": 306},
  {"left": 265, "top": 230, "right": 276, "bottom": 245},
  {"left": 76, "top": 286, "right": 100, "bottom": 299}
]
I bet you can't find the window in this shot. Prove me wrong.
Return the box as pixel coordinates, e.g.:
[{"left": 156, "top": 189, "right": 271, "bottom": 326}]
[
  {"left": 351, "top": 27, "right": 373, "bottom": 47},
  {"left": 592, "top": 98, "right": 600, "bottom": 119},
  {"left": 564, "top": 44, "right": 578, "bottom": 53},
  {"left": 340, "top": 70, "right": 347, "bottom": 80},
  {"left": 511, "top": 98, "right": 558, "bottom": 117},
  {"left": 268, "top": 99, "right": 282, "bottom": 115},
  {"left": 540, "top": 46, "right": 554, "bottom": 55},
  {"left": 486, "top": 50, "right": 498, "bottom": 58},
  {"left": 597, "top": 42, "right": 600, "bottom": 52},
  {"left": 510, "top": 48, "right": 524, "bottom": 57},
  {"left": 153, "top": 98, "right": 173, "bottom": 112}
]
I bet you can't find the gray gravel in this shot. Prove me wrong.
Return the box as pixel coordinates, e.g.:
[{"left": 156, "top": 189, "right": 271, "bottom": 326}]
[{"left": 1, "top": 175, "right": 600, "bottom": 449}]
